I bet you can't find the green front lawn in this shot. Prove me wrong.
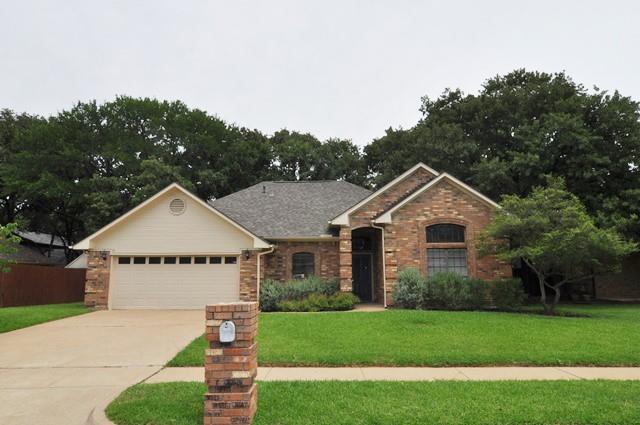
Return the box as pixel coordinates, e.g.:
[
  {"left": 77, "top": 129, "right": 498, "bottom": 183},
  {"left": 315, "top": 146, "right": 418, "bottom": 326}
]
[
  {"left": 0, "top": 302, "right": 89, "bottom": 333},
  {"left": 169, "top": 305, "right": 640, "bottom": 367},
  {"left": 107, "top": 381, "right": 640, "bottom": 425}
]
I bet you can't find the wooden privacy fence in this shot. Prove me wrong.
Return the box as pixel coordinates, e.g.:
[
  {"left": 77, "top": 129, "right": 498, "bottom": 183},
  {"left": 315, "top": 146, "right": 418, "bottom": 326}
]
[{"left": 0, "top": 265, "right": 86, "bottom": 307}]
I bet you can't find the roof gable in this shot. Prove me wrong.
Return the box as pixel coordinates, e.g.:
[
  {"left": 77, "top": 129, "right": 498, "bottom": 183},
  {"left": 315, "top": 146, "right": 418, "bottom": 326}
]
[
  {"left": 330, "top": 163, "right": 439, "bottom": 226},
  {"left": 74, "top": 183, "right": 270, "bottom": 250},
  {"left": 374, "top": 173, "right": 500, "bottom": 224}
]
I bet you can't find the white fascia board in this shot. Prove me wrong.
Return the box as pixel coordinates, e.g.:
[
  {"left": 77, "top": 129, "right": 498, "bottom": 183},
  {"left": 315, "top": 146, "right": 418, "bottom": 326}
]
[{"left": 329, "top": 163, "right": 439, "bottom": 226}]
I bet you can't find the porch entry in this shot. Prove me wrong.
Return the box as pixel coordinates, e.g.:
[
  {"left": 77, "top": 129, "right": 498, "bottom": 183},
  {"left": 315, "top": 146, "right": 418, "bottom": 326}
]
[
  {"left": 352, "top": 254, "right": 373, "bottom": 302},
  {"left": 350, "top": 227, "right": 382, "bottom": 303}
]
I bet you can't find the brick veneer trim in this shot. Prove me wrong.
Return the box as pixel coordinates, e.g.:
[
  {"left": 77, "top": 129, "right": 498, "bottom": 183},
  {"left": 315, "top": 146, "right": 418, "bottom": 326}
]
[
  {"left": 204, "top": 302, "right": 259, "bottom": 425},
  {"left": 84, "top": 250, "right": 111, "bottom": 309}
]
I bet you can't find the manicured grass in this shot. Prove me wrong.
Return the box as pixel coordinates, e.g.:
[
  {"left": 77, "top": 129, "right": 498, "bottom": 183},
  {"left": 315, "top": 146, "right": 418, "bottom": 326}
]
[
  {"left": 168, "top": 305, "right": 640, "bottom": 367},
  {"left": 107, "top": 381, "right": 640, "bottom": 425},
  {"left": 0, "top": 302, "right": 89, "bottom": 333}
]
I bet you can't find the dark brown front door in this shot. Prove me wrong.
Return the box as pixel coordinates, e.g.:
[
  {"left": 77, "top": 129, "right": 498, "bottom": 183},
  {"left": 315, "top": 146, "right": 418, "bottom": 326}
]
[{"left": 352, "top": 254, "right": 373, "bottom": 302}]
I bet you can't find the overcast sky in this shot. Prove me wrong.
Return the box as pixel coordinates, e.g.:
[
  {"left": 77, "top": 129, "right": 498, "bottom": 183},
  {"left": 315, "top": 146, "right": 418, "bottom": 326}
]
[{"left": 2, "top": 1, "right": 639, "bottom": 145}]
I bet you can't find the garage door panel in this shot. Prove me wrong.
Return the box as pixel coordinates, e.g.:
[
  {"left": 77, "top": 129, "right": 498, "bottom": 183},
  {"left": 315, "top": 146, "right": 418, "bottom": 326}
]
[{"left": 110, "top": 257, "right": 239, "bottom": 309}]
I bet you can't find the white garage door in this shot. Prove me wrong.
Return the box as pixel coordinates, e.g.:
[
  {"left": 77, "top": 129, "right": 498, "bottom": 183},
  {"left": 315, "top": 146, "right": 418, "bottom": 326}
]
[{"left": 110, "top": 255, "right": 240, "bottom": 309}]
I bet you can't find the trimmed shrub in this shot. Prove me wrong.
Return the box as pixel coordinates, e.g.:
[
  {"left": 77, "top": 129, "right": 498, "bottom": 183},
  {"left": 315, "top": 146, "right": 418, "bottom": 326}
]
[
  {"left": 427, "top": 272, "right": 476, "bottom": 310},
  {"left": 466, "top": 278, "right": 490, "bottom": 310},
  {"left": 491, "top": 278, "right": 526, "bottom": 310},
  {"left": 260, "top": 276, "right": 349, "bottom": 312},
  {"left": 277, "top": 292, "right": 360, "bottom": 312},
  {"left": 328, "top": 292, "right": 360, "bottom": 311},
  {"left": 393, "top": 268, "right": 428, "bottom": 309},
  {"left": 260, "top": 279, "right": 285, "bottom": 312}
]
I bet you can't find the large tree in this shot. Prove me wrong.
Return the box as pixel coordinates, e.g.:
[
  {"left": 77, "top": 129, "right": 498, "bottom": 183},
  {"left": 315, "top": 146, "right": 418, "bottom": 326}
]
[
  {"left": 0, "top": 97, "right": 366, "bottom": 248},
  {"left": 0, "top": 223, "right": 20, "bottom": 272},
  {"left": 479, "top": 178, "right": 636, "bottom": 315},
  {"left": 365, "top": 70, "right": 640, "bottom": 240}
]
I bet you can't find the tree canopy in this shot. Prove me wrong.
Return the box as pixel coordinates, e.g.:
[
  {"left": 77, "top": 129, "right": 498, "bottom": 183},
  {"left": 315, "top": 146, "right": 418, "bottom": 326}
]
[
  {"left": 0, "top": 98, "right": 365, "bottom": 253},
  {"left": 479, "top": 178, "right": 636, "bottom": 314},
  {"left": 2, "top": 69, "right": 640, "bottom": 255},
  {"left": 366, "top": 70, "right": 640, "bottom": 241}
]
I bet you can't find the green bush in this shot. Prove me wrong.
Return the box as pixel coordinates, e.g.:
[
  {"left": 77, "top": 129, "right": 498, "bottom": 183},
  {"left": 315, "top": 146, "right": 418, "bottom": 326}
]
[
  {"left": 260, "top": 279, "right": 286, "bottom": 312},
  {"left": 393, "top": 268, "right": 428, "bottom": 309},
  {"left": 427, "top": 272, "right": 476, "bottom": 310},
  {"left": 490, "top": 278, "right": 526, "bottom": 310},
  {"left": 277, "top": 292, "right": 360, "bottom": 312},
  {"left": 394, "top": 270, "right": 495, "bottom": 310},
  {"left": 328, "top": 292, "right": 360, "bottom": 311},
  {"left": 260, "top": 276, "right": 348, "bottom": 312},
  {"left": 466, "top": 278, "right": 490, "bottom": 310}
]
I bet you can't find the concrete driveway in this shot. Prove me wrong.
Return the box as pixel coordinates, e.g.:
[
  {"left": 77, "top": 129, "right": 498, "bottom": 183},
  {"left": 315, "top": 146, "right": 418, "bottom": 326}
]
[{"left": 0, "top": 309, "right": 202, "bottom": 425}]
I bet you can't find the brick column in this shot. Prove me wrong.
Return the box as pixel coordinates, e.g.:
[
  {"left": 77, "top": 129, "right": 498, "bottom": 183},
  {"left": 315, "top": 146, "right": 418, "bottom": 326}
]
[
  {"left": 204, "top": 302, "right": 258, "bottom": 425},
  {"left": 84, "top": 250, "right": 110, "bottom": 309},
  {"left": 339, "top": 227, "right": 352, "bottom": 292},
  {"left": 239, "top": 252, "right": 259, "bottom": 302}
]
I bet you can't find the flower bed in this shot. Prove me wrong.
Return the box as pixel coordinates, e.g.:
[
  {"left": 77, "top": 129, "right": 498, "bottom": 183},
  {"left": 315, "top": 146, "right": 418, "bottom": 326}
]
[{"left": 260, "top": 277, "right": 359, "bottom": 312}]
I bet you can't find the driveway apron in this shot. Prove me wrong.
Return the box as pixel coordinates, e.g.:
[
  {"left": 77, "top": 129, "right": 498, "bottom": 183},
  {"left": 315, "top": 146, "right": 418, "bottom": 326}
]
[{"left": 0, "top": 309, "right": 202, "bottom": 425}]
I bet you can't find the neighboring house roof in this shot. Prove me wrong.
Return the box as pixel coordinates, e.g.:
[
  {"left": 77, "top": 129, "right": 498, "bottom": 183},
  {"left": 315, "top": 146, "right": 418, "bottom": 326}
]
[
  {"left": 65, "top": 253, "right": 87, "bottom": 269},
  {"left": 212, "top": 181, "right": 372, "bottom": 239},
  {"left": 329, "top": 162, "right": 439, "bottom": 226},
  {"left": 15, "top": 230, "right": 66, "bottom": 247},
  {"left": 374, "top": 173, "right": 500, "bottom": 224},
  {"left": 74, "top": 183, "right": 270, "bottom": 250},
  {"left": 0, "top": 244, "right": 64, "bottom": 266}
]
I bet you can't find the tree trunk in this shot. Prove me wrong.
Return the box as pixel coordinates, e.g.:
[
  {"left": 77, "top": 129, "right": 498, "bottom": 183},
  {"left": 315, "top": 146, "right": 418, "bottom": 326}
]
[{"left": 535, "top": 272, "right": 554, "bottom": 315}]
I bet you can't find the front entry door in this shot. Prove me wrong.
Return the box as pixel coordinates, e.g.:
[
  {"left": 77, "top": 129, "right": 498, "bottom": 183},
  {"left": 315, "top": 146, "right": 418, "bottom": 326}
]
[{"left": 352, "top": 254, "right": 373, "bottom": 302}]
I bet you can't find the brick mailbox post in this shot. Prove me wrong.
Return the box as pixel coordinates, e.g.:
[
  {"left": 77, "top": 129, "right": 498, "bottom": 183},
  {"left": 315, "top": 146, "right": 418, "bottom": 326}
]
[{"left": 204, "top": 302, "right": 259, "bottom": 425}]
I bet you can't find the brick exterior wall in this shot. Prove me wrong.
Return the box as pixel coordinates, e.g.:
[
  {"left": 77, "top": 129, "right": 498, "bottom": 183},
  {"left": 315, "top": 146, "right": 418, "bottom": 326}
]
[
  {"left": 239, "top": 252, "right": 259, "bottom": 302},
  {"left": 594, "top": 252, "right": 640, "bottom": 300},
  {"left": 263, "top": 241, "right": 340, "bottom": 282},
  {"left": 339, "top": 167, "right": 437, "bottom": 293},
  {"left": 204, "top": 302, "right": 258, "bottom": 425},
  {"left": 84, "top": 250, "right": 110, "bottom": 309},
  {"left": 349, "top": 167, "right": 436, "bottom": 228},
  {"left": 382, "top": 180, "right": 511, "bottom": 304},
  {"left": 339, "top": 228, "right": 352, "bottom": 291}
]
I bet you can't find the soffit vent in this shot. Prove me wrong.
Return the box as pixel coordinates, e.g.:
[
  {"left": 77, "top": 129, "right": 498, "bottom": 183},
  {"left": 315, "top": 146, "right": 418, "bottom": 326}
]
[{"left": 169, "top": 198, "right": 186, "bottom": 215}]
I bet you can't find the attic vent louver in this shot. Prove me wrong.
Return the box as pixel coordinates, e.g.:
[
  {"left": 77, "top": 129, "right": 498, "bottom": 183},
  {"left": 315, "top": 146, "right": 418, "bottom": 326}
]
[{"left": 169, "top": 198, "right": 186, "bottom": 215}]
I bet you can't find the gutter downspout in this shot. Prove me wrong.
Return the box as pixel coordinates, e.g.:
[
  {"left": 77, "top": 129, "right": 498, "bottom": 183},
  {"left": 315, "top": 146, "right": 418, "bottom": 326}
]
[
  {"left": 371, "top": 222, "right": 387, "bottom": 308},
  {"left": 256, "top": 245, "right": 275, "bottom": 306}
]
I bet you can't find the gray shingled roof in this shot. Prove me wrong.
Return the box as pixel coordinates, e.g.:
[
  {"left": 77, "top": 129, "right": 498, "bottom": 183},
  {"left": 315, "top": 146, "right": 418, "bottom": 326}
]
[{"left": 211, "top": 181, "right": 371, "bottom": 239}]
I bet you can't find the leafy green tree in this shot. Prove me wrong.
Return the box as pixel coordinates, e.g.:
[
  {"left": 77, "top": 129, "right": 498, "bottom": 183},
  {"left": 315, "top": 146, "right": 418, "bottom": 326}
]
[
  {"left": 0, "top": 223, "right": 21, "bottom": 272},
  {"left": 479, "top": 178, "right": 637, "bottom": 315},
  {"left": 365, "top": 70, "right": 640, "bottom": 240},
  {"left": 0, "top": 110, "right": 46, "bottom": 224}
]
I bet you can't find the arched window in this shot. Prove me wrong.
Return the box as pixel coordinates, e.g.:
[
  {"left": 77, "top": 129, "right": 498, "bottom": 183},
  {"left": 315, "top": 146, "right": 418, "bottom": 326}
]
[
  {"left": 292, "top": 252, "right": 315, "bottom": 279},
  {"left": 426, "top": 224, "right": 465, "bottom": 243},
  {"left": 426, "top": 224, "right": 468, "bottom": 277}
]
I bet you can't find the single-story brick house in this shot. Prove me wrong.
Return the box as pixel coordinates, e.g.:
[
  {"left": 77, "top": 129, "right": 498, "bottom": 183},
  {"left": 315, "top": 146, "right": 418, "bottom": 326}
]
[{"left": 75, "top": 163, "right": 512, "bottom": 309}]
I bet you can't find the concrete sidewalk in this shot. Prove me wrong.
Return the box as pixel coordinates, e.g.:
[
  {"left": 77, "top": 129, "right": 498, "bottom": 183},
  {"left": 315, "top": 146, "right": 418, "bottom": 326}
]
[{"left": 146, "top": 366, "right": 640, "bottom": 383}]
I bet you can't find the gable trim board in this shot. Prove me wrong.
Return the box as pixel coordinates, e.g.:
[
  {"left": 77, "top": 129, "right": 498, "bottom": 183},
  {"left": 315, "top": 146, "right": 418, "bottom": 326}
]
[
  {"left": 329, "top": 163, "right": 439, "bottom": 226},
  {"left": 73, "top": 183, "right": 270, "bottom": 251},
  {"left": 374, "top": 173, "right": 500, "bottom": 224}
]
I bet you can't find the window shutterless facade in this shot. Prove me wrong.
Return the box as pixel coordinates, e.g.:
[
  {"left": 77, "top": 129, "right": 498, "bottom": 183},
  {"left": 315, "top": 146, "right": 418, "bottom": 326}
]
[
  {"left": 292, "top": 252, "right": 315, "bottom": 278},
  {"left": 425, "top": 224, "right": 468, "bottom": 277}
]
